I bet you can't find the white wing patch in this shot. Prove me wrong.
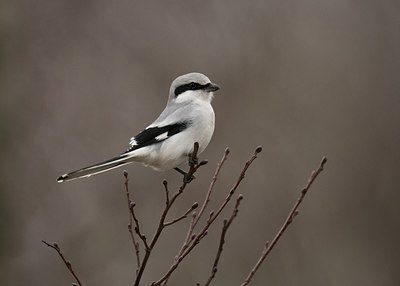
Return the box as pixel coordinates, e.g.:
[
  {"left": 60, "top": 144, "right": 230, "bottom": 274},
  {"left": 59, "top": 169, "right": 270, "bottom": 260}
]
[
  {"left": 129, "top": 138, "right": 137, "bottom": 147},
  {"left": 155, "top": 132, "right": 169, "bottom": 141}
]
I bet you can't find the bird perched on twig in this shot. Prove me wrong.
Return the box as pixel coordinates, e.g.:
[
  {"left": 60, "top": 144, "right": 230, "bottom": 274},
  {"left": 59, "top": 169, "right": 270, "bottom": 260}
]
[{"left": 57, "top": 72, "right": 219, "bottom": 183}]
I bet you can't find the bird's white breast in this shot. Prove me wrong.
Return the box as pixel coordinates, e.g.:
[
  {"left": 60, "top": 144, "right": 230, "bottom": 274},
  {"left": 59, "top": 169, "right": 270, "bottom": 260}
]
[{"left": 136, "top": 100, "right": 215, "bottom": 171}]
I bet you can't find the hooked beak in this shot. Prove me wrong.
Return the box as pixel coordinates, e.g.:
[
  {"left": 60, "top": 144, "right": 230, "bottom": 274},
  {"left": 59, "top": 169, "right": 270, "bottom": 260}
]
[{"left": 204, "top": 82, "right": 220, "bottom": 92}]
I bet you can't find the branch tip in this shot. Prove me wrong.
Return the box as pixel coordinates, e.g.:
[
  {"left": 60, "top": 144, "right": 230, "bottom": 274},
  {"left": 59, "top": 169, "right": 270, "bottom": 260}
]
[
  {"left": 199, "top": 159, "right": 208, "bottom": 166},
  {"left": 42, "top": 240, "right": 82, "bottom": 286},
  {"left": 192, "top": 202, "right": 199, "bottom": 209},
  {"left": 255, "top": 145, "right": 263, "bottom": 153},
  {"left": 123, "top": 170, "right": 128, "bottom": 178},
  {"left": 224, "top": 147, "right": 230, "bottom": 154},
  {"left": 241, "top": 157, "right": 327, "bottom": 286}
]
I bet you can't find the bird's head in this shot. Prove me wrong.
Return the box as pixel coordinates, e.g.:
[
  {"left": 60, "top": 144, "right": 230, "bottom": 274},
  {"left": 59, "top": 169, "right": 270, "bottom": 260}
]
[{"left": 168, "top": 72, "right": 220, "bottom": 104}]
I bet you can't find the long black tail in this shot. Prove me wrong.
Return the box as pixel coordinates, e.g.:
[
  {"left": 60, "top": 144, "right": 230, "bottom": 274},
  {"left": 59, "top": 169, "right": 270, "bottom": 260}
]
[{"left": 57, "top": 152, "right": 134, "bottom": 183}]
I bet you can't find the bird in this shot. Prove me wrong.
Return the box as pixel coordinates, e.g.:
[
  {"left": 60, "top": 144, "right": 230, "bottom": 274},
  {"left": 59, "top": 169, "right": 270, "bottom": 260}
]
[{"left": 57, "top": 72, "right": 219, "bottom": 183}]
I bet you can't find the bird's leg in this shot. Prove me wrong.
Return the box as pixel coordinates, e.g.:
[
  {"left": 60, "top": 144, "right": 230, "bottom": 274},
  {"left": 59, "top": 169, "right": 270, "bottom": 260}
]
[
  {"left": 174, "top": 167, "right": 187, "bottom": 176},
  {"left": 174, "top": 167, "right": 196, "bottom": 183}
]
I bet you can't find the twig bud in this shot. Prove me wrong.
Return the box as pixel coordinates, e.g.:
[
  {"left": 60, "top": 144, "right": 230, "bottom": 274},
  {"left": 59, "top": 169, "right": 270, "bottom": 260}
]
[
  {"left": 225, "top": 147, "right": 230, "bottom": 154},
  {"left": 123, "top": 170, "right": 128, "bottom": 178},
  {"left": 213, "top": 266, "right": 218, "bottom": 273},
  {"left": 209, "top": 210, "right": 214, "bottom": 218},
  {"left": 192, "top": 202, "right": 199, "bottom": 209},
  {"left": 255, "top": 145, "right": 263, "bottom": 153},
  {"left": 294, "top": 209, "right": 299, "bottom": 217},
  {"left": 301, "top": 188, "right": 307, "bottom": 195},
  {"left": 199, "top": 159, "right": 208, "bottom": 166},
  {"left": 321, "top": 156, "right": 328, "bottom": 164},
  {"left": 53, "top": 242, "right": 59, "bottom": 249},
  {"left": 230, "top": 188, "right": 235, "bottom": 195},
  {"left": 223, "top": 219, "right": 228, "bottom": 225},
  {"left": 192, "top": 211, "right": 197, "bottom": 218},
  {"left": 238, "top": 194, "right": 244, "bottom": 200},
  {"left": 163, "top": 180, "right": 168, "bottom": 186},
  {"left": 130, "top": 202, "right": 136, "bottom": 208}
]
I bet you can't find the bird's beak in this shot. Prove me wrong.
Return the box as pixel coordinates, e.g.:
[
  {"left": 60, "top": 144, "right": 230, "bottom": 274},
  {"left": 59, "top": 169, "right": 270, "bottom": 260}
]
[{"left": 205, "top": 82, "right": 220, "bottom": 92}]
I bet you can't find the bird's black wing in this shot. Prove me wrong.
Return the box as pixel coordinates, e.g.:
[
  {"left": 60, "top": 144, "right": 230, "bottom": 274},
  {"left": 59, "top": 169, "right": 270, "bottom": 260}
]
[{"left": 127, "top": 121, "right": 191, "bottom": 152}]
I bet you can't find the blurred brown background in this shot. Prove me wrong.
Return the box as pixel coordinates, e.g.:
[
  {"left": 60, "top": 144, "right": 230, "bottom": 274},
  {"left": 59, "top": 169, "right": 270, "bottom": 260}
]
[{"left": 1, "top": 0, "right": 399, "bottom": 285}]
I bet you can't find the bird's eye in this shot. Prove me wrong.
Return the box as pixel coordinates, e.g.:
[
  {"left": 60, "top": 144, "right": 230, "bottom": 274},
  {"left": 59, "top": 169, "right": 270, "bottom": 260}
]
[{"left": 190, "top": 82, "right": 196, "bottom": 88}]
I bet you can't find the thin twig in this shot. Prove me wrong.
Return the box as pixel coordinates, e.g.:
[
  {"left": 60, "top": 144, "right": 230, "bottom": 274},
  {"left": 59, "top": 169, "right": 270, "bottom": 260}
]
[
  {"left": 204, "top": 194, "right": 243, "bottom": 286},
  {"left": 163, "top": 180, "right": 170, "bottom": 205},
  {"left": 153, "top": 146, "right": 262, "bottom": 285},
  {"left": 164, "top": 203, "right": 199, "bottom": 227},
  {"left": 123, "top": 171, "right": 141, "bottom": 273},
  {"left": 41, "top": 240, "right": 83, "bottom": 286},
  {"left": 195, "top": 147, "right": 230, "bottom": 226},
  {"left": 130, "top": 202, "right": 149, "bottom": 249},
  {"left": 240, "top": 156, "right": 327, "bottom": 286}
]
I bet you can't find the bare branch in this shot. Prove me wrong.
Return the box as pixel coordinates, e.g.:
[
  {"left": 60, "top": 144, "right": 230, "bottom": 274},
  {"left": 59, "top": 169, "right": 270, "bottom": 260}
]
[
  {"left": 204, "top": 194, "right": 243, "bottom": 286},
  {"left": 135, "top": 142, "right": 202, "bottom": 286},
  {"left": 176, "top": 147, "right": 230, "bottom": 259},
  {"left": 194, "top": 148, "right": 230, "bottom": 229},
  {"left": 41, "top": 240, "right": 83, "bottom": 286},
  {"left": 130, "top": 202, "right": 149, "bottom": 250},
  {"left": 241, "top": 156, "right": 327, "bottom": 286},
  {"left": 44, "top": 141, "right": 329, "bottom": 286},
  {"left": 123, "top": 171, "right": 141, "bottom": 273},
  {"left": 153, "top": 146, "right": 262, "bottom": 285}
]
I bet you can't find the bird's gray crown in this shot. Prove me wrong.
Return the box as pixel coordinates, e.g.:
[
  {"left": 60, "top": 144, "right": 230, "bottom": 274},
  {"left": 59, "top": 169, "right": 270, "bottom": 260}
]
[{"left": 169, "top": 72, "right": 211, "bottom": 98}]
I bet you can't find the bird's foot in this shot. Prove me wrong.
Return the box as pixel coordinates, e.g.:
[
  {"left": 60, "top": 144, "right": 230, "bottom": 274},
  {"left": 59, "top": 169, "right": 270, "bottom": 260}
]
[
  {"left": 183, "top": 173, "right": 196, "bottom": 183},
  {"left": 174, "top": 168, "right": 196, "bottom": 183}
]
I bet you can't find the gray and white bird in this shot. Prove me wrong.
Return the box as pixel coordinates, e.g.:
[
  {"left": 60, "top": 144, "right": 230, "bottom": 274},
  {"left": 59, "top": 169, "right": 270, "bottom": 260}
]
[{"left": 57, "top": 72, "right": 219, "bottom": 183}]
